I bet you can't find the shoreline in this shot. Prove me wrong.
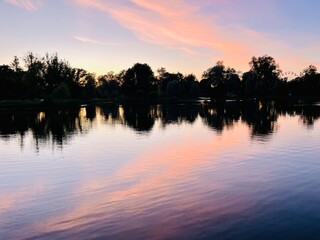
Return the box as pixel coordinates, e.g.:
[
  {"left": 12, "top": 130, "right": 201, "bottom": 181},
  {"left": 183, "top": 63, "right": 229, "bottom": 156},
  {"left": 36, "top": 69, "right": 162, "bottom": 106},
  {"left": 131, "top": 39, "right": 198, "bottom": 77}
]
[{"left": 0, "top": 96, "right": 319, "bottom": 111}]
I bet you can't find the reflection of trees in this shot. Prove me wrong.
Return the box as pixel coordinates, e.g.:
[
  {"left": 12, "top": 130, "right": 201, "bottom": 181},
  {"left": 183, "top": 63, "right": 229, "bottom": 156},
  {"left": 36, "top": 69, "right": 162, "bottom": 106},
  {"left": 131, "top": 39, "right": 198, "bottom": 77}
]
[
  {"left": 241, "top": 101, "right": 278, "bottom": 138},
  {"left": 98, "top": 104, "right": 201, "bottom": 132},
  {"left": 200, "top": 101, "right": 320, "bottom": 139},
  {"left": 85, "top": 105, "right": 96, "bottom": 121},
  {"left": 100, "top": 104, "right": 124, "bottom": 125},
  {"left": 200, "top": 101, "right": 240, "bottom": 132},
  {"left": 295, "top": 105, "right": 320, "bottom": 126},
  {"left": 1, "top": 102, "right": 320, "bottom": 149},
  {"left": 31, "top": 108, "right": 84, "bottom": 146},
  {"left": 160, "top": 104, "right": 200, "bottom": 126},
  {"left": 0, "top": 111, "right": 31, "bottom": 136},
  {"left": 274, "top": 103, "right": 320, "bottom": 127},
  {"left": 0, "top": 107, "right": 91, "bottom": 149},
  {"left": 122, "top": 105, "right": 156, "bottom": 132},
  {"left": 199, "top": 100, "right": 279, "bottom": 139}
]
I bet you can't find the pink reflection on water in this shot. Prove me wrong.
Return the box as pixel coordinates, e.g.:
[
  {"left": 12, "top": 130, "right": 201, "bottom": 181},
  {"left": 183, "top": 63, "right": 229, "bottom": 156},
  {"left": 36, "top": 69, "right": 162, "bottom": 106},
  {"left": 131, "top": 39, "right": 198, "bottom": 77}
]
[
  {"left": 17, "top": 121, "right": 272, "bottom": 239},
  {"left": 2, "top": 112, "right": 312, "bottom": 239}
]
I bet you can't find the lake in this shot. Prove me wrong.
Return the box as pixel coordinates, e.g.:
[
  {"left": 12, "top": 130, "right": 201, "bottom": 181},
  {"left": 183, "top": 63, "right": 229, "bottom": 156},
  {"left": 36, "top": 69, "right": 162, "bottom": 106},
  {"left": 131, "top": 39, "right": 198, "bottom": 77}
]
[{"left": 1, "top": 101, "right": 320, "bottom": 239}]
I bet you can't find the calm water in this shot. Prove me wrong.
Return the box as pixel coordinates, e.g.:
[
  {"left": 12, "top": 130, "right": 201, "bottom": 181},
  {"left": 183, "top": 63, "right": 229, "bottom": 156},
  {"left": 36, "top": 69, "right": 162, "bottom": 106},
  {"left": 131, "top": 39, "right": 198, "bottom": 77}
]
[{"left": 1, "top": 101, "right": 320, "bottom": 240}]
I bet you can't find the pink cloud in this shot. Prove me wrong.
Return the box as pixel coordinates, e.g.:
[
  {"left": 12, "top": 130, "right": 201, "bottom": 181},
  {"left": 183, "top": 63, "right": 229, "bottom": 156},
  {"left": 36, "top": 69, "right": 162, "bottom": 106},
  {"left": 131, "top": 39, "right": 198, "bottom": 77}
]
[
  {"left": 73, "top": 0, "right": 249, "bottom": 59},
  {"left": 5, "top": 0, "right": 42, "bottom": 10},
  {"left": 72, "top": 0, "right": 319, "bottom": 73}
]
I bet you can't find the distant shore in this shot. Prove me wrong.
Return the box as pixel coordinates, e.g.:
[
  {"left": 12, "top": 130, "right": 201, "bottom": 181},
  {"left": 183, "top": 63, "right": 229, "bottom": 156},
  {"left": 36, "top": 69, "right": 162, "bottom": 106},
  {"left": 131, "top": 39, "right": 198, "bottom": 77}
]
[{"left": 1, "top": 96, "right": 320, "bottom": 111}]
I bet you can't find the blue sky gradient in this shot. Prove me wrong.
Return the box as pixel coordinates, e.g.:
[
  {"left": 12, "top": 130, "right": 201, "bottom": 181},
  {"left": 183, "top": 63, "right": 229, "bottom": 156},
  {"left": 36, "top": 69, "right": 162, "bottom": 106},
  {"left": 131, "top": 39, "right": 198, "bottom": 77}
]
[{"left": 1, "top": 0, "right": 320, "bottom": 77}]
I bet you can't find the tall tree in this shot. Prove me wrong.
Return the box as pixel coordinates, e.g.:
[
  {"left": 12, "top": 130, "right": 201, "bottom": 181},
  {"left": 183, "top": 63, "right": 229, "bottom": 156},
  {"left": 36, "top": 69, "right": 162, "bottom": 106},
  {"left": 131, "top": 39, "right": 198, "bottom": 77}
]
[
  {"left": 23, "top": 52, "right": 45, "bottom": 98},
  {"left": 201, "top": 61, "right": 240, "bottom": 98},
  {"left": 243, "top": 55, "right": 282, "bottom": 97},
  {"left": 11, "top": 56, "right": 22, "bottom": 73},
  {"left": 122, "top": 63, "right": 155, "bottom": 96}
]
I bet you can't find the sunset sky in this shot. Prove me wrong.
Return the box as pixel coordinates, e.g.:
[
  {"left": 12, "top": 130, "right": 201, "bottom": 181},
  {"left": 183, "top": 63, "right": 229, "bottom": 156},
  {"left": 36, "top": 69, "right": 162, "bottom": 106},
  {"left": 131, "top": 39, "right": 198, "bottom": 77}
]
[{"left": 1, "top": 0, "right": 320, "bottom": 78}]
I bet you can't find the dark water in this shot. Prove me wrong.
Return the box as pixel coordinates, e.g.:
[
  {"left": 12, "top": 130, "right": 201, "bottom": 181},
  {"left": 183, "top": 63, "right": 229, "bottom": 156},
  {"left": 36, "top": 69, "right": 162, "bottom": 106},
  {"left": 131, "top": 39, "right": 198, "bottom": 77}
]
[{"left": 1, "top": 101, "right": 320, "bottom": 240}]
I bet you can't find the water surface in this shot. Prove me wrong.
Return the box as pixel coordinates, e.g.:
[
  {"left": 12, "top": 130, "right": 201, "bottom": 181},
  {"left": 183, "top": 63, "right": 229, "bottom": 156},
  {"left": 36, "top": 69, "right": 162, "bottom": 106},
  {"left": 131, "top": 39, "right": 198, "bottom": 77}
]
[{"left": 1, "top": 102, "right": 320, "bottom": 239}]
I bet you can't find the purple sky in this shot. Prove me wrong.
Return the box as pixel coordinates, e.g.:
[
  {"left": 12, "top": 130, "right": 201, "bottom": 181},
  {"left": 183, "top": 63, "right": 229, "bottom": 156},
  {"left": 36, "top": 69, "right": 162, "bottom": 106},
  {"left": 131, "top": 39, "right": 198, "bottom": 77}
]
[{"left": 1, "top": 0, "right": 320, "bottom": 78}]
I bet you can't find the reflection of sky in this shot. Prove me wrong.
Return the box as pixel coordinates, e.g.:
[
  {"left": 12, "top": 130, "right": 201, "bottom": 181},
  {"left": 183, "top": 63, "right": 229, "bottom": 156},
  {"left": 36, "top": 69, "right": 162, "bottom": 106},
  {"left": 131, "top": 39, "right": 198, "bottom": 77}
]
[
  {"left": 1, "top": 0, "right": 320, "bottom": 77},
  {"left": 1, "top": 109, "right": 320, "bottom": 239}
]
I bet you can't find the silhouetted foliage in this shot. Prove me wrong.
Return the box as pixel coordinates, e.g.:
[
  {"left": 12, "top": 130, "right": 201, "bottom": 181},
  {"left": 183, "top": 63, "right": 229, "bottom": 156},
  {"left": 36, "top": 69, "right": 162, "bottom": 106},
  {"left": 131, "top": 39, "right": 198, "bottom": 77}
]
[
  {"left": 0, "top": 53, "right": 96, "bottom": 100},
  {"left": 121, "top": 63, "right": 155, "bottom": 97},
  {"left": 52, "top": 82, "right": 70, "bottom": 99},
  {"left": 180, "top": 74, "right": 201, "bottom": 98},
  {"left": 242, "top": 55, "right": 283, "bottom": 97},
  {"left": 288, "top": 65, "right": 320, "bottom": 97},
  {"left": 96, "top": 72, "right": 120, "bottom": 98},
  {"left": 0, "top": 65, "right": 16, "bottom": 99},
  {"left": 156, "top": 69, "right": 200, "bottom": 98},
  {"left": 0, "top": 52, "right": 319, "bottom": 101},
  {"left": 201, "top": 61, "right": 241, "bottom": 99}
]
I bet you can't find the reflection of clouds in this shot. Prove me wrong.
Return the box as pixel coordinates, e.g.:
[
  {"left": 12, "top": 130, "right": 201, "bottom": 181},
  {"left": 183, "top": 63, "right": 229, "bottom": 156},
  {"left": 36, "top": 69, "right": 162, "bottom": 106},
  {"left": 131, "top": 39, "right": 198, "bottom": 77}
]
[
  {"left": 0, "top": 181, "right": 49, "bottom": 239},
  {"left": 0, "top": 182, "right": 47, "bottom": 213},
  {"left": 2, "top": 106, "right": 318, "bottom": 238},
  {"left": 24, "top": 124, "right": 269, "bottom": 239}
]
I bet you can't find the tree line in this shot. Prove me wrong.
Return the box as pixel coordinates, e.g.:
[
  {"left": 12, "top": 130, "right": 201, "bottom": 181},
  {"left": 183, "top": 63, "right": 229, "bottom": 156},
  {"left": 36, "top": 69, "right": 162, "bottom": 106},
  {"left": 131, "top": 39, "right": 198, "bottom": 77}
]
[{"left": 0, "top": 52, "right": 319, "bottom": 101}]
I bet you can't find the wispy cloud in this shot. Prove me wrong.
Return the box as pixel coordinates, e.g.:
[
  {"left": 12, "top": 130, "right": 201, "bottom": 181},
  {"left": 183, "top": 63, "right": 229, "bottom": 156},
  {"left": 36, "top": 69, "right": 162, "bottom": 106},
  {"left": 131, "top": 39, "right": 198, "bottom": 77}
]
[
  {"left": 72, "top": 0, "right": 295, "bottom": 72},
  {"left": 5, "top": 0, "right": 42, "bottom": 10},
  {"left": 73, "top": 0, "right": 249, "bottom": 60},
  {"left": 4, "top": 0, "right": 314, "bottom": 73},
  {"left": 73, "top": 36, "right": 132, "bottom": 46}
]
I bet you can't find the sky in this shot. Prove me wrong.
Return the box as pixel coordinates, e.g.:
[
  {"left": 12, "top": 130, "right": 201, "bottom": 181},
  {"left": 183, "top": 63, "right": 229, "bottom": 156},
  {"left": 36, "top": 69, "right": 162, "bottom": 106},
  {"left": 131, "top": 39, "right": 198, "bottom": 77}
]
[{"left": 1, "top": 0, "right": 320, "bottom": 78}]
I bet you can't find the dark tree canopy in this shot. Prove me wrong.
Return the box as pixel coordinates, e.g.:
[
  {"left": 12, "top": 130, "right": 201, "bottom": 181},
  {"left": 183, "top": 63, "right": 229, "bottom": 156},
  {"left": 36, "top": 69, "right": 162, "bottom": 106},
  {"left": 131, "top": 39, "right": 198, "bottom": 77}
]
[
  {"left": 122, "top": 63, "right": 155, "bottom": 97},
  {"left": 288, "top": 65, "right": 320, "bottom": 96},
  {"left": 0, "top": 52, "right": 319, "bottom": 101},
  {"left": 201, "top": 61, "right": 241, "bottom": 99},
  {"left": 242, "top": 55, "right": 283, "bottom": 97}
]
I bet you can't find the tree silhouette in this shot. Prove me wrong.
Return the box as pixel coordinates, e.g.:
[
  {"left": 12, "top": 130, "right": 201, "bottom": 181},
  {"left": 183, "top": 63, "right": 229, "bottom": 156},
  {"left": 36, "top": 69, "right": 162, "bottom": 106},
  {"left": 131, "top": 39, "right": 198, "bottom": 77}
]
[
  {"left": 242, "top": 55, "right": 282, "bottom": 97},
  {"left": 11, "top": 56, "right": 22, "bottom": 73},
  {"left": 84, "top": 74, "right": 97, "bottom": 99},
  {"left": 180, "top": 74, "right": 200, "bottom": 98},
  {"left": 157, "top": 69, "right": 185, "bottom": 97},
  {"left": 97, "top": 72, "right": 120, "bottom": 98},
  {"left": 201, "top": 61, "right": 241, "bottom": 99},
  {"left": 23, "top": 52, "right": 46, "bottom": 98},
  {"left": 1, "top": 52, "right": 320, "bottom": 101},
  {"left": 0, "top": 65, "right": 15, "bottom": 99},
  {"left": 121, "top": 63, "right": 155, "bottom": 97},
  {"left": 288, "top": 65, "right": 320, "bottom": 97}
]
